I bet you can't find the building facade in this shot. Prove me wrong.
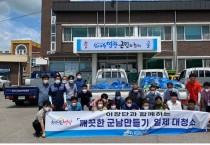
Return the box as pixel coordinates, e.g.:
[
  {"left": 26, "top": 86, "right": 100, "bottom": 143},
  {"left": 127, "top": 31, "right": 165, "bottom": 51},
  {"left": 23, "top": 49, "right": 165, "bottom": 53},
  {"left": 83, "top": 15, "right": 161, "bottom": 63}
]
[
  {"left": 41, "top": 0, "right": 210, "bottom": 84},
  {"left": 11, "top": 40, "right": 41, "bottom": 79}
]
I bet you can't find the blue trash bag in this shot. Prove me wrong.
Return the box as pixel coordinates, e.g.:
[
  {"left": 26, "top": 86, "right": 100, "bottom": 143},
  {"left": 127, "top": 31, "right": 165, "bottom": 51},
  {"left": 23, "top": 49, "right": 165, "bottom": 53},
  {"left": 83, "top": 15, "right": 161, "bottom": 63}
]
[
  {"left": 120, "top": 82, "right": 132, "bottom": 89},
  {"left": 92, "top": 82, "right": 110, "bottom": 89},
  {"left": 151, "top": 76, "right": 160, "bottom": 87},
  {"left": 109, "top": 79, "right": 121, "bottom": 89},
  {"left": 172, "top": 80, "right": 183, "bottom": 89},
  {"left": 140, "top": 76, "right": 152, "bottom": 88},
  {"left": 159, "top": 78, "right": 171, "bottom": 89}
]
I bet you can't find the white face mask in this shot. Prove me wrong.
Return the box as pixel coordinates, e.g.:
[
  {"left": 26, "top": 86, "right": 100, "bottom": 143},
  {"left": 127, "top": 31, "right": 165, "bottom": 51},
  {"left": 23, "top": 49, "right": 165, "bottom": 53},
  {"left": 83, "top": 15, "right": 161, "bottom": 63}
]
[
  {"left": 62, "top": 80, "right": 67, "bottom": 84},
  {"left": 127, "top": 103, "right": 132, "bottom": 108},
  {"left": 69, "top": 80, "right": 74, "bottom": 84},
  {"left": 43, "top": 80, "right": 48, "bottom": 84},
  {"left": 103, "top": 99, "right": 107, "bottom": 103},
  {"left": 55, "top": 80, "right": 61, "bottom": 84},
  {"left": 98, "top": 104, "right": 103, "bottom": 108},
  {"left": 44, "top": 107, "right": 50, "bottom": 112},
  {"left": 151, "top": 91, "right": 155, "bottom": 94},
  {"left": 205, "top": 89, "right": 209, "bottom": 93},
  {"left": 134, "top": 90, "right": 138, "bottom": 93},
  {"left": 77, "top": 76, "right": 82, "bottom": 79},
  {"left": 143, "top": 106, "right": 149, "bottom": 110},
  {"left": 82, "top": 89, "right": 87, "bottom": 93},
  {"left": 168, "top": 88, "right": 173, "bottom": 91},
  {"left": 72, "top": 103, "right": 77, "bottom": 107},
  {"left": 116, "top": 96, "right": 121, "bottom": 100},
  {"left": 111, "top": 105, "right": 116, "bottom": 110}
]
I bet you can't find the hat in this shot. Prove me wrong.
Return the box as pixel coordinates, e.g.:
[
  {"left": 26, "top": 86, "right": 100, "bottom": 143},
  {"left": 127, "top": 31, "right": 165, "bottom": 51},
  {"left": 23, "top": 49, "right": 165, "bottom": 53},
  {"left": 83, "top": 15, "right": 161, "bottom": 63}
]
[{"left": 115, "top": 91, "right": 121, "bottom": 96}]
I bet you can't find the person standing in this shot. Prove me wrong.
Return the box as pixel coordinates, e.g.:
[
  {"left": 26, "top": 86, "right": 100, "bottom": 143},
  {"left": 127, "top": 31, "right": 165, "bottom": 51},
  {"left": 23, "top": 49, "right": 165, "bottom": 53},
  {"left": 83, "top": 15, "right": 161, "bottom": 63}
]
[
  {"left": 186, "top": 73, "right": 202, "bottom": 106},
  {"left": 78, "top": 84, "right": 92, "bottom": 110},
  {"left": 201, "top": 82, "right": 210, "bottom": 112},
  {"left": 65, "top": 75, "right": 77, "bottom": 104},
  {"left": 37, "top": 75, "right": 51, "bottom": 110},
  {"left": 48, "top": 75, "right": 67, "bottom": 111},
  {"left": 74, "top": 72, "right": 86, "bottom": 94},
  {"left": 62, "top": 76, "right": 68, "bottom": 84},
  {"left": 128, "top": 84, "right": 144, "bottom": 108}
]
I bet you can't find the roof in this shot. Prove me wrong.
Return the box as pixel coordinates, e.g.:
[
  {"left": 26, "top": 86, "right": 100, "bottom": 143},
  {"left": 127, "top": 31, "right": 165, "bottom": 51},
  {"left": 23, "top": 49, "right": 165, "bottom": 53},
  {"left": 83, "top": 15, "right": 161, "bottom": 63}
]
[
  {"left": 11, "top": 40, "right": 40, "bottom": 48},
  {"left": 0, "top": 55, "right": 28, "bottom": 62},
  {"left": 52, "top": 0, "right": 210, "bottom": 12}
]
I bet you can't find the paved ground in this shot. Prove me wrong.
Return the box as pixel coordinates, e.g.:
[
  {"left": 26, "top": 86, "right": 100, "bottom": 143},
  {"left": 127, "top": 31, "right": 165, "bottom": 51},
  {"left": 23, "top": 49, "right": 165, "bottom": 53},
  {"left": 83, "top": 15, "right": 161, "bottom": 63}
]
[{"left": 0, "top": 91, "right": 210, "bottom": 143}]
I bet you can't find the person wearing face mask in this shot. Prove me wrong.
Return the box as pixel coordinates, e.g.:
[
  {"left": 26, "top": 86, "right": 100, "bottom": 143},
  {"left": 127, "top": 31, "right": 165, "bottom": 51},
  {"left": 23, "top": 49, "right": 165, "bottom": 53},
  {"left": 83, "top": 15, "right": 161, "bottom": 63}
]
[
  {"left": 62, "top": 76, "right": 68, "bottom": 84},
  {"left": 122, "top": 97, "right": 140, "bottom": 110},
  {"left": 166, "top": 92, "right": 182, "bottom": 110},
  {"left": 108, "top": 100, "right": 117, "bottom": 110},
  {"left": 68, "top": 97, "right": 83, "bottom": 111},
  {"left": 37, "top": 75, "right": 51, "bottom": 110},
  {"left": 74, "top": 72, "right": 86, "bottom": 94},
  {"left": 201, "top": 82, "right": 210, "bottom": 112},
  {"left": 92, "top": 99, "right": 107, "bottom": 111},
  {"left": 32, "top": 100, "right": 52, "bottom": 138},
  {"left": 78, "top": 84, "right": 92, "bottom": 111},
  {"left": 142, "top": 100, "right": 150, "bottom": 110},
  {"left": 114, "top": 91, "right": 124, "bottom": 110},
  {"left": 153, "top": 96, "right": 169, "bottom": 110},
  {"left": 145, "top": 85, "right": 160, "bottom": 109},
  {"left": 48, "top": 75, "right": 67, "bottom": 111},
  {"left": 65, "top": 75, "right": 77, "bottom": 105},
  {"left": 128, "top": 84, "right": 144, "bottom": 108},
  {"left": 163, "top": 82, "right": 181, "bottom": 104}
]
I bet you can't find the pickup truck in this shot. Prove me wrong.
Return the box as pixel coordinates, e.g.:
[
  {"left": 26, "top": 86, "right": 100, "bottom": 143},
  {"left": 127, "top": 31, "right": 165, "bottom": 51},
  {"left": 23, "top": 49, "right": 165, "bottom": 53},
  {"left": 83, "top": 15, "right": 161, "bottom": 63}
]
[
  {"left": 4, "top": 71, "right": 59, "bottom": 105},
  {"left": 137, "top": 69, "right": 188, "bottom": 103},
  {"left": 90, "top": 68, "right": 131, "bottom": 100}
]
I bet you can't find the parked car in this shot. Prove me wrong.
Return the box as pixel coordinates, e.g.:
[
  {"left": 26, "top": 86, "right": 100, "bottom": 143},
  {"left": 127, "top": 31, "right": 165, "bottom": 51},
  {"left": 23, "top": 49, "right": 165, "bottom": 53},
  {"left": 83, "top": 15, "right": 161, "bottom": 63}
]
[{"left": 0, "top": 76, "right": 11, "bottom": 90}]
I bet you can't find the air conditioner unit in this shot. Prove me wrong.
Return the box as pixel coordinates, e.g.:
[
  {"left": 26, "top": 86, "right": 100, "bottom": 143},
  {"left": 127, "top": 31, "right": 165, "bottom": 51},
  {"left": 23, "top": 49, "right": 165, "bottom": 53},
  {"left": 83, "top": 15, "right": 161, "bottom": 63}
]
[{"left": 46, "top": 51, "right": 56, "bottom": 55}]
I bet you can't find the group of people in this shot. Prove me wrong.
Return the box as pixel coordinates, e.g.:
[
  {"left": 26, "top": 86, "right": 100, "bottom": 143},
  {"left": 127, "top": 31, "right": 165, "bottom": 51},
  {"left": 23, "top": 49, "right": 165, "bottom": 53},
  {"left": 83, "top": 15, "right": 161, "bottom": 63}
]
[{"left": 32, "top": 72, "right": 210, "bottom": 138}]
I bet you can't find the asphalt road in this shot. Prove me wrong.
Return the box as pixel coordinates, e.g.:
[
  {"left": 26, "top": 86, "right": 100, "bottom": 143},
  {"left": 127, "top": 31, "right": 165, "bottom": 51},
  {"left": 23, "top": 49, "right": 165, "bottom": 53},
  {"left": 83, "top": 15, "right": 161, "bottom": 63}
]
[{"left": 0, "top": 91, "right": 210, "bottom": 143}]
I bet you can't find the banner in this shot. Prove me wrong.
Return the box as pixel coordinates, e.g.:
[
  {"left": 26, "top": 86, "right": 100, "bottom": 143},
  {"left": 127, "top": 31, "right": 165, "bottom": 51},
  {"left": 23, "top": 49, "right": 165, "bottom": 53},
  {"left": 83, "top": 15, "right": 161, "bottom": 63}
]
[
  {"left": 45, "top": 110, "right": 209, "bottom": 138},
  {"left": 73, "top": 37, "right": 161, "bottom": 53}
]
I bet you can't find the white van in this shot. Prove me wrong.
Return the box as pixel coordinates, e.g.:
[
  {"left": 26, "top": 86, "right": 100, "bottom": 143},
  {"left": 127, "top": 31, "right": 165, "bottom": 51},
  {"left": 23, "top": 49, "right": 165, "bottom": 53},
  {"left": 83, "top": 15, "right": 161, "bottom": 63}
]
[{"left": 179, "top": 67, "right": 210, "bottom": 86}]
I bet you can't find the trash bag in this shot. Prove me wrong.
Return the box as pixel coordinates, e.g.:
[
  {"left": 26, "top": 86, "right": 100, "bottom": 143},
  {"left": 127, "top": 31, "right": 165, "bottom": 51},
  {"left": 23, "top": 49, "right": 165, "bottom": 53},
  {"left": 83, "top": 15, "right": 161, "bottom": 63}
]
[
  {"left": 92, "top": 82, "right": 110, "bottom": 89},
  {"left": 140, "top": 76, "right": 152, "bottom": 88}
]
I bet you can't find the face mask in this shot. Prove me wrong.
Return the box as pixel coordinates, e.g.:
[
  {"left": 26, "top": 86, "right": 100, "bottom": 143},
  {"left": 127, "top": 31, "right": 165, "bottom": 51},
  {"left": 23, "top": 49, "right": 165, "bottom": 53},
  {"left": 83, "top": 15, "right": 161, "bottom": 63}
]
[
  {"left": 44, "top": 107, "right": 50, "bottom": 112},
  {"left": 55, "top": 80, "right": 60, "bottom": 84},
  {"left": 43, "top": 80, "right": 48, "bottom": 84},
  {"left": 103, "top": 99, "right": 107, "bottom": 103},
  {"left": 98, "top": 104, "right": 103, "bottom": 108},
  {"left": 111, "top": 105, "right": 116, "bottom": 110},
  {"left": 69, "top": 80, "right": 74, "bottom": 84},
  {"left": 77, "top": 76, "right": 82, "bottom": 79},
  {"left": 143, "top": 106, "right": 149, "bottom": 110},
  {"left": 127, "top": 103, "right": 132, "bottom": 108},
  {"left": 72, "top": 103, "right": 77, "bottom": 107},
  {"left": 168, "top": 88, "right": 173, "bottom": 91},
  {"left": 116, "top": 96, "right": 121, "bottom": 100},
  {"left": 82, "top": 89, "right": 87, "bottom": 93},
  {"left": 134, "top": 90, "right": 138, "bottom": 93},
  {"left": 62, "top": 80, "right": 67, "bottom": 84},
  {"left": 151, "top": 91, "right": 155, "bottom": 94},
  {"left": 205, "top": 89, "right": 209, "bottom": 93}
]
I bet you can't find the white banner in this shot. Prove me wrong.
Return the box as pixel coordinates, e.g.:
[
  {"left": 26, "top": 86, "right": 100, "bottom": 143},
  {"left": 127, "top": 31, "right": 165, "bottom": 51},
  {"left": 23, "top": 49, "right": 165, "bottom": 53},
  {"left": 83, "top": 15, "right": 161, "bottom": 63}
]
[
  {"left": 73, "top": 37, "right": 161, "bottom": 53},
  {"left": 45, "top": 110, "right": 209, "bottom": 138}
]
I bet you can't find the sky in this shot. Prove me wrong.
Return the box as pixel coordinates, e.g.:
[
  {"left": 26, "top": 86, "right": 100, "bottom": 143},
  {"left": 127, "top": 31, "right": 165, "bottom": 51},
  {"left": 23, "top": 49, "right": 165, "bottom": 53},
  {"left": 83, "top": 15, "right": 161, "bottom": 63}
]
[{"left": 0, "top": 0, "right": 41, "bottom": 52}]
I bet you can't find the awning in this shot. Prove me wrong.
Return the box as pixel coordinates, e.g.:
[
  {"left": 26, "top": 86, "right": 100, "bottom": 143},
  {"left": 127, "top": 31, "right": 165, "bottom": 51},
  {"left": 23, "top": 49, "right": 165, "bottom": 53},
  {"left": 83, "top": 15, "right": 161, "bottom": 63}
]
[{"left": 0, "top": 55, "right": 27, "bottom": 62}]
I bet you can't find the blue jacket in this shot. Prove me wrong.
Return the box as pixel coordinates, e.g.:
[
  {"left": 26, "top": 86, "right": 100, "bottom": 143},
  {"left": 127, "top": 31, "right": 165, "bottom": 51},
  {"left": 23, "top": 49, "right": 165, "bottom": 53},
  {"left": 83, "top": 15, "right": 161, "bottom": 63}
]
[
  {"left": 68, "top": 102, "right": 83, "bottom": 111},
  {"left": 122, "top": 103, "right": 140, "bottom": 110},
  {"left": 114, "top": 97, "right": 125, "bottom": 110},
  {"left": 74, "top": 79, "right": 86, "bottom": 94}
]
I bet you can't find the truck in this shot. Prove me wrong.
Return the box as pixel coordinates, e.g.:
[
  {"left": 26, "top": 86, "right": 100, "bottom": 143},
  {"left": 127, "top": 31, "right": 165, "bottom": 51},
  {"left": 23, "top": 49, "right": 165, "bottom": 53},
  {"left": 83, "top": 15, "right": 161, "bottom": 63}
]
[
  {"left": 4, "top": 71, "right": 59, "bottom": 105},
  {"left": 90, "top": 68, "right": 131, "bottom": 100},
  {"left": 137, "top": 69, "right": 188, "bottom": 103}
]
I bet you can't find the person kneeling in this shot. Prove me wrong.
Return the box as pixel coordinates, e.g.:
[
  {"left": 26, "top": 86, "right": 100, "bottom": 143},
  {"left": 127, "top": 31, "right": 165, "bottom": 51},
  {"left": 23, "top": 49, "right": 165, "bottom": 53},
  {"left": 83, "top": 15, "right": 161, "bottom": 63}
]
[
  {"left": 32, "top": 100, "right": 52, "bottom": 138},
  {"left": 68, "top": 97, "right": 83, "bottom": 111}
]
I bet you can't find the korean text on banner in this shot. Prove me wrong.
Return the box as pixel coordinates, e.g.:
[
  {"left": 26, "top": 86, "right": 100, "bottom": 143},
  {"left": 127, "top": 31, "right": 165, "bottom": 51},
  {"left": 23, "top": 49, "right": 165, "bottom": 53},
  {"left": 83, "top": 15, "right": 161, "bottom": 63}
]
[{"left": 45, "top": 110, "right": 209, "bottom": 138}]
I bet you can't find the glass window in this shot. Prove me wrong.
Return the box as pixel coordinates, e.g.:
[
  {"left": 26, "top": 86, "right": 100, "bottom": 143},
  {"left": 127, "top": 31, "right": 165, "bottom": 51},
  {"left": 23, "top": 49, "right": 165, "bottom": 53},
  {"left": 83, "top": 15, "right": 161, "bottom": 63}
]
[
  {"left": 185, "top": 26, "right": 201, "bottom": 40},
  {"left": 202, "top": 26, "right": 210, "bottom": 39},
  {"left": 63, "top": 28, "right": 71, "bottom": 41},
  {"left": 109, "top": 28, "right": 125, "bottom": 37},
  {"left": 186, "top": 59, "right": 202, "bottom": 68},
  {"left": 165, "top": 59, "right": 172, "bottom": 70},
  {"left": 51, "top": 25, "right": 56, "bottom": 34},
  {"left": 72, "top": 28, "right": 87, "bottom": 39},
  {"left": 146, "top": 59, "right": 164, "bottom": 69},
  {"left": 126, "top": 27, "right": 133, "bottom": 36},
  {"left": 177, "top": 26, "right": 184, "bottom": 40},
  {"left": 204, "top": 59, "right": 210, "bottom": 67},
  {"left": 205, "top": 70, "right": 210, "bottom": 77},
  {"left": 80, "top": 62, "right": 92, "bottom": 72},
  {"left": 178, "top": 59, "right": 185, "bottom": 73},
  {"left": 88, "top": 28, "right": 96, "bottom": 37},
  {"left": 101, "top": 28, "right": 108, "bottom": 37},
  {"left": 199, "top": 70, "right": 204, "bottom": 77},
  {"left": 164, "top": 27, "right": 171, "bottom": 40},
  {"left": 51, "top": 35, "right": 56, "bottom": 42},
  {"left": 50, "top": 62, "right": 65, "bottom": 72},
  {"left": 140, "top": 27, "right": 147, "bottom": 37},
  {"left": 16, "top": 45, "right": 27, "bottom": 55}
]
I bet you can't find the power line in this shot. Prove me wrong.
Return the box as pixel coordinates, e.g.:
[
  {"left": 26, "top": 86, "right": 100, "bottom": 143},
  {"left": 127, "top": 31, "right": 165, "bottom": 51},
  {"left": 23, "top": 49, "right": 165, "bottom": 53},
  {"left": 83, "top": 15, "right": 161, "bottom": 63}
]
[{"left": 0, "top": 11, "right": 41, "bottom": 23}]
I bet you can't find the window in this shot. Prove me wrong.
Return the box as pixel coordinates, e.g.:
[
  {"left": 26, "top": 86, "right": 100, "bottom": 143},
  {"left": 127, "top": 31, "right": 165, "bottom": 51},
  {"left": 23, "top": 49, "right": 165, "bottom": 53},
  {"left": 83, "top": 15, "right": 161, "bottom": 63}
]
[
  {"left": 63, "top": 27, "right": 96, "bottom": 42},
  {"left": 204, "top": 59, "right": 210, "bottom": 67},
  {"left": 101, "top": 27, "right": 133, "bottom": 37},
  {"left": 139, "top": 26, "right": 171, "bottom": 40},
  {"left": 165, "top": 59, "right": 172, "bottom": 70},
  {"left": 15, "top": 45, "right": 27, "bottom": 55},
  {"left": 186, "top": 59, "right": 202, "bottom": 68},
  {"left": 31, "top": 58, "right": 37, "bottom": 67},
  {"left": 178, "top": 59, "right": 185, "bottom": 73},
  {"left": 144, "top": 59, "right": 164, "bottom": 69},
  {"left": 177, "top": 26, "right": 210, "bottom": 40},
  {"left": 205, "top": 70, "right": 210, "bottom": 77},
  {"left": 23, "top": 67, "right": 26, "bottom": 72}
]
